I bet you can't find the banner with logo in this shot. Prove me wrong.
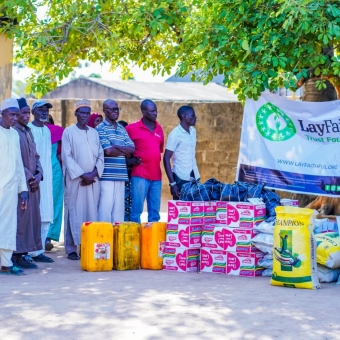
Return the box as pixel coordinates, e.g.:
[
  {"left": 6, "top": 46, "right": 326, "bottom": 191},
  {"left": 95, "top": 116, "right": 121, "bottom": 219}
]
[{"left": 236, "top": 92, "right": 340, "bottom": 197}]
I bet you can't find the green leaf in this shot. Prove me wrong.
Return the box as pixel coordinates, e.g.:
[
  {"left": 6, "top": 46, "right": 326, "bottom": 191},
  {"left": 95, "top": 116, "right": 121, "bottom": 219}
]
[
  {"left": 314, "top": 67, "right": 321, "bottom": 76},
  {"left": 242, "top": 40, "right": 249, "bottom": 51},
  {"left": 268, "top": 70, "right": 278, "bottom": 77}
]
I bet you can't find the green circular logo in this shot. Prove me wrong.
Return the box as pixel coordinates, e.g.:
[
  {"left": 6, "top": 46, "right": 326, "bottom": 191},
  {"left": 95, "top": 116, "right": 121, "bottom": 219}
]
[{"left": 256, "top": 103, "right": 296, "bottom": 141}]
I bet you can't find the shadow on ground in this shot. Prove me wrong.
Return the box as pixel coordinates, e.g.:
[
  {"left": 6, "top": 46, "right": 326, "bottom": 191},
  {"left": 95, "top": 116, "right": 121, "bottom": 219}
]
[{"left": 0, "top": 243, "right": 339, "bottom": 340}]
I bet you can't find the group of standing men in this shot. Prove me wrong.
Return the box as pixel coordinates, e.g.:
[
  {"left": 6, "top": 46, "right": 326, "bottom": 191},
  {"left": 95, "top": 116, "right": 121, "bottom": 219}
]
[{"left": 0, "top": 96, "right": 199, "bottom": 275}]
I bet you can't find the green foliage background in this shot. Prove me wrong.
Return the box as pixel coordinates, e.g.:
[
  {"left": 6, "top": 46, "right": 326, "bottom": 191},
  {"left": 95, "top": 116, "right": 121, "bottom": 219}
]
[{"left": 1, "top": 0, "right": 340, "bottom": 99}]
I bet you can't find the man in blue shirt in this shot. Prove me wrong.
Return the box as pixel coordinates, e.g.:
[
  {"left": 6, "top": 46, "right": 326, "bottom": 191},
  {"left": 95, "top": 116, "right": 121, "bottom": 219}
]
[{"left": 96, "top": 99, "right": 135, "bottom": 223}]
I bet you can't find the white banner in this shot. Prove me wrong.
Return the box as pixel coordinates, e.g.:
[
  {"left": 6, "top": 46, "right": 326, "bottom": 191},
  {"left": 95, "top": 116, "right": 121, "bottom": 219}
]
[{"left": 236, "top": 92, "right": 340, "bottom": 196}]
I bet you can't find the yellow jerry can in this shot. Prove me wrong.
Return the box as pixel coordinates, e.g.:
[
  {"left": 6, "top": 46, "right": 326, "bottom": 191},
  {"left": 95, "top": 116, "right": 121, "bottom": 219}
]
[
  {"left": 141, "top": 222, "right": 166, "bottom": 270},
  {"left": 112, "top": 222, "right": 141, "bottom": 270},
  {"left": 80, "top": 222, "right": 113, "bottom": 272}
]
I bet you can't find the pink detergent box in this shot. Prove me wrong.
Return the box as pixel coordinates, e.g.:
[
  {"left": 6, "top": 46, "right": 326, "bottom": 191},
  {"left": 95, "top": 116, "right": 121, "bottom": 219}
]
[
  {"left": 204, "top": 201, "right": 217, "bottom": 224},
  {"left": 200, "top": 248, "right": 227, "bottom": 274},
  {"left": 167, "top": 201, "right": 204, "bottom": 224},
  {"left": 224, "top": 227, "right": 258, "bottom": 253},
  {"left": 165, "top": 224, "right": 202, "bottom": 248},
  {"left": 201, "top": 224, "right": 227, "bottom": 250},
  {"left": 227, "top": 202, "right": 266, "bottom": 228},
  {"left": 162, "top": 247, "right": 200, "bottom": 272},
  {"left": 215, "top": 201, "right": 227, "bottom": 224},
  {"left": 226, "top": 252, "right": 265, "bottom": 277}
]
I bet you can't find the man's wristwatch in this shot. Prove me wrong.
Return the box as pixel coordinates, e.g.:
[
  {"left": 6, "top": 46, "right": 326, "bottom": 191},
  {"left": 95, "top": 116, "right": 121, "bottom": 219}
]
[{"left": 169, "top": 182, "right": 177, "bottom": 187}]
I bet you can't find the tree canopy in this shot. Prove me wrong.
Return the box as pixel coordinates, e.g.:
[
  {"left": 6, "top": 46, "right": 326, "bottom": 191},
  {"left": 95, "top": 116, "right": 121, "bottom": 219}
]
[{"left": 1, "top": 0, "right": 340, "bottom": 100}]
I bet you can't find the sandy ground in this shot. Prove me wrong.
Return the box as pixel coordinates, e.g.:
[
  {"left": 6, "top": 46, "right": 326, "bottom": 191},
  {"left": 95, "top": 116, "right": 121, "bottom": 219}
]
[{"left": 1, "top": 238, "right": 340, "bottom": 340}]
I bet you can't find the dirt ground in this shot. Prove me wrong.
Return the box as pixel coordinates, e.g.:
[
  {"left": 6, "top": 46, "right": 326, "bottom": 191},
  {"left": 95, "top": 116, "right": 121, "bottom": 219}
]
[{"left": 1, "top": 241, "right": 339, "bottom": 340}]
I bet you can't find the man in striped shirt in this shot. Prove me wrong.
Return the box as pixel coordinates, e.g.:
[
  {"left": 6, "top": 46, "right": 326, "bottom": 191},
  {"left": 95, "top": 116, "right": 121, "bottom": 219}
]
[{"left": 96, "top": 99, "right": 135, "bottom": 223}]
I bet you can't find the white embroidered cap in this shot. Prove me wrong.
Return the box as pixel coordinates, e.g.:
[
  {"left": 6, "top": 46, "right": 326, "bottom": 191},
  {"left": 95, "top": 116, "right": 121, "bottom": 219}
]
[
  {"left": 1, "top": 98, "right": 19, "bottom": 111},
  {"left": 75, "top": 99, "right": 91, "bottom": 110}
]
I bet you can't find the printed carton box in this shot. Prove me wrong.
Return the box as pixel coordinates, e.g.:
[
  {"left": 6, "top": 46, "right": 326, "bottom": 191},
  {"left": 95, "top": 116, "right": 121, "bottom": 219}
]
[
  {"left": 226, "top": 251, "right": 265, "bottom": 277},
  {"left": 204, "top": 201, "right": 217, "bottom": 224},
  {"left": 201, "top": 225, "right": 227, "bottom": 250},
  {"left": 162, "top": 247, "right": 200, "bottom": 272},
  {"left": 224, "top": 227, "right": 258, "bottom": 253},
  {"left": 167, "top": 201, "right": 204, "bottom": 224},
  {"left": 280, "top": 199, "right": 299, "bottom": 207},
  {"left": 200, "top": 248, "right": 227, "bottom": 274},
  {"left": 215, "top": 201, "right": 227, "bottom": 224},
  {"left": 202, "top": 225, "right": 258, "bottom": 252},
  {"left": 227, "top": 202, "right": 266, "bottom": 228},
  {"left": 166, "top": 224, "right": 202, "bottom": 248}
]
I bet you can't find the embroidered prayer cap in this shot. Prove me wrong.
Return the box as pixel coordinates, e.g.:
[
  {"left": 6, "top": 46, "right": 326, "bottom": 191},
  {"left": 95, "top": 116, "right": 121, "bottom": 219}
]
[
  {"left": 1, "top": 98, "right": 19, "bottom": 111},
  {"left": 32, "top": 100, "right": 53, "bottom": 110},
  {"left": 75, "top": 99, "right": 91, "bottom": 110},
  {"left": 17, "top": 97, "right": 29, "bottom": 109}
]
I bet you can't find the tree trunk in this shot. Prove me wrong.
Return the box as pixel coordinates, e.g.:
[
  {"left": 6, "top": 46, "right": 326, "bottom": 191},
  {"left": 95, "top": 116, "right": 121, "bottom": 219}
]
[
  {"left": 0, "top": 34, "right": 13, "bottom": 102},
  {"left": 292, "top": 78, "right": 338, "bottom": 207},
  {"left": 302, "top": 78, "right": 337, "bottom": 102}
]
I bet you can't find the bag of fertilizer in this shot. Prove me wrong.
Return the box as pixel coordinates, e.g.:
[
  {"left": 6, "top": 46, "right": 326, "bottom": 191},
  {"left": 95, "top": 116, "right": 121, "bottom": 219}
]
[
  {"left": 262, "top": 268, "right": 272, "bottom": 277},
  {"left": 258, "top": 253, "right": 273, "bottom": 269},
  {"left": 271, "top": 206, "right": 320, "bottom": 289},
  {"left": 254, "top": 220, "right": 275, "bottom": 234},
  {"left": 315, "top": 232, "right": 340, "bottom": 269},
  {"left": 317, "top": 264, "right": 340, "bottom": 283},
  {"left": 251, "top": 233, "right": 273, "bottom": 254}
]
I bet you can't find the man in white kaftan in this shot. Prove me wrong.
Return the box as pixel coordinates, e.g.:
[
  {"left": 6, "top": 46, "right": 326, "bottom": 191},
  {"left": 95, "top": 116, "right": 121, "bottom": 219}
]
[
  {"left": 28, "top": 100, "right": 54, "bottom": 263},
  {"left": 0, "top": 98, "right": 27, "bottom": 276},
  {"left": 62, "top": 99, "right": 104, "bottom": 260}
]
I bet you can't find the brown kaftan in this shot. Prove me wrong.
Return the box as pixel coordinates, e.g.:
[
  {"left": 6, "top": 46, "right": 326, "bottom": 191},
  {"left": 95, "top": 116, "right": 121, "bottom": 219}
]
[{"left": 14, "top": 124, "right": 43, "bottom": 253}]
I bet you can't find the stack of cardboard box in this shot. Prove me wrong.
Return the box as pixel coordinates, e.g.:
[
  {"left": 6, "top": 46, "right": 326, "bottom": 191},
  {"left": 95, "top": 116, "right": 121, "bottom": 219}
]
[
  {"left": 200, "top": 202, "right": 267, "bottom": 276},
  {"left": 164, "top": 200, "right": 268, "bottom": 276},
  {"left": 163, "top": 201, "right": 202, "bottom": 272}
]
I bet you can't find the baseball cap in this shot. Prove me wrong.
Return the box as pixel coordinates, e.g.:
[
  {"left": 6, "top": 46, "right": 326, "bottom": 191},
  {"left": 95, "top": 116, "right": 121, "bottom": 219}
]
[{"left": 32, "top": 100, "right": 53, "bottom": 110}]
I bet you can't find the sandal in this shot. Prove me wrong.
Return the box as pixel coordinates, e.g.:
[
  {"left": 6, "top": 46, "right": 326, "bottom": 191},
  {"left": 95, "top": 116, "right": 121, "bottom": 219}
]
[
  {"left": 0, "top": 265, "right": 26, "bottom": 276},
  {"left": 67, "top": 252, "right": 80, "bottom": 260},
  {"left": 45, "top": 240, "right": 54, "bottom": 251},
  {"left": 31, "top": 254, "right": 54, "bottom": 263}
]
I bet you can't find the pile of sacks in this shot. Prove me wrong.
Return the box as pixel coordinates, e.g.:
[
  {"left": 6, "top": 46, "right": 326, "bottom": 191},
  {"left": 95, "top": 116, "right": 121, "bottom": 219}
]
[
  {"left": 253, "top": 200, "right": 340, "bottom": 287},
  {"left": 251, "top": 199, "right": 299, "bottom": 277},
  {"left": 315, "top": 232, "right": 340, "bottom": 283}
]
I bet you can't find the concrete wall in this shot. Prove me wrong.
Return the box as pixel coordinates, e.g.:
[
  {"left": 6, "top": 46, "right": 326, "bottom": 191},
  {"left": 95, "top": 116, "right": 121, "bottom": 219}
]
[
  {"left": 28, "top": 99, "right": 243, "bottom": 208},
  {"left": 0, "top": 35, "right": 13, "bottom": 102}
]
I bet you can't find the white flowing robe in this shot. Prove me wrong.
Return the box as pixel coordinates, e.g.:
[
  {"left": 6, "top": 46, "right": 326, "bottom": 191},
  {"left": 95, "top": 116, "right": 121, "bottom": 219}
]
[
  {"left": 27, "top": 123, "right": 53, "bottom": 223},
  {"left": 62, "top": 125, "right": 104, "bottom": 245},
  {"left": 0, "top": 126, "right": 27, "bottom": 250}
]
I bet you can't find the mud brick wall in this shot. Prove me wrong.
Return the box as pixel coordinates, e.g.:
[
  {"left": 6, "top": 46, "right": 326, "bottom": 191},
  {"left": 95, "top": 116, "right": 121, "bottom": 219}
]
[{"left": 28, "top": 99, "right": 243, "bottom": 209}]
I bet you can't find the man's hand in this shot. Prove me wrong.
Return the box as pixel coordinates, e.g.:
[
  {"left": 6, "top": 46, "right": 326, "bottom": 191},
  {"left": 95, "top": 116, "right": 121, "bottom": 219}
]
[
  {"left": 80, "top": 168, "right": 98, "bottom": 186},
  {"left": 28, "top": 173, "right": 42, "bottom": 193},
  {"left": 126, "top": 157, "right": 142, "bottom": 166},
  {"left": 170, "top": 184, "right": 180, "bottom": 199},
  {"left": 105, "top": 145, "right": 135, "bottom": 157},
  {"left": 80, "top": 174, "right": 95, "bottom": 186},
  {"left": 20, "top": 191, "right": 28, "bottom": 210}
]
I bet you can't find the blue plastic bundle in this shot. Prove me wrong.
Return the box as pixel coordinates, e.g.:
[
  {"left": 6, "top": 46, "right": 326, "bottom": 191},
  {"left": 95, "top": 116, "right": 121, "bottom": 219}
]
[
  {"left": 180, "top": 180, "right": 210, "bottom": 201},
  {"left": 204, "top": 178, "right": 224, "bottom": 201}
]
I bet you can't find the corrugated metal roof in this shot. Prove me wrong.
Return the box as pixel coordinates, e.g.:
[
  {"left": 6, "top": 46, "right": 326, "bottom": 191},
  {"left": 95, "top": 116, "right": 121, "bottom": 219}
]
[
  {"left": 84, "top": 78, "right": 238, "bottom": 101},
  {"left": 165, "top": 72, "right": 225, "bottom": 84}
]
